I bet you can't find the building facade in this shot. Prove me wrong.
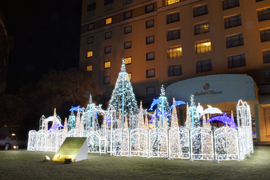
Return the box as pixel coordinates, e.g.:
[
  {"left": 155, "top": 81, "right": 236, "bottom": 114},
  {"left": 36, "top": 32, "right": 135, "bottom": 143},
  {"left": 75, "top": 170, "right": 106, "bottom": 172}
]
[{"left": 80, "top": 0, "right": 270, "bottom": 142}]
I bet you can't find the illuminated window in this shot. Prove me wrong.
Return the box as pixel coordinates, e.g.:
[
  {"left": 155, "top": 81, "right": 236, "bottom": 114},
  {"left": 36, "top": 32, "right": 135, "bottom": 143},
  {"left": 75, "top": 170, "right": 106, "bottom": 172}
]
[
  {"left": 106, "top": 18, "right": 112, "bottom": 25},
  {"left": 124, "top": 41, "right": 132, "bottom": 49},
  {"left": 104, "top": 46, "right": 111, "bottom": 54},
  {"left": 87, "top": 65, "right": 93, "bottom": 71},
  {"left": 258, "top": 8, "right": 270, "bottom": 22},
  {"left": 167, "top": 29, "right": 180, "bottom": 41},
  {"left": 87, "top": 36, "right": 93, "bottom": 44},
  {"left": 104, "top": 61, "right": 111, "bottom": 69},
  {"left": 146, "top": 35, "right": 154, "bottom": 44},
  {"left": 265, "top": 71, "right": 270, "bottom": 82},
  {"left": 124, "top": 26, "right": 132, "bottom": 34},
  {"left": 145, "top": 4, "right": 154, "bottom": 13},
  {"left": 104, "top": 76, "right": 111, "bottom": 84},
  {"left": 167, "top": 13, "right": 180, "bottom": 24},
  {"left": 128, "top": 72, "right": 132, "bottom": 80},
  {"left": 263, "top": 50, "right": 270, "bottom": 63},
  {"left": 195, "top": 41, "right": 211, "bottom": 54},
  {"left": 146, "top": 69, "right": 155, "bottom": 78},
  {"left": 228, "top": 54, "right": 246, "bottom": 68},
  {"left": 167, "top": 46, "right": 182, "bottom": 59},
  {"left": 193, "top": 4, "right": 208, "bottom": 17},
  {"left": 226, "top": 33, "right": 244, "bottom": 48},
  {"left": 124, "top": 57, "right": 132, "bottom": 65},
  {"left": 146, "top": 86, "right": 155, "bottom": 95},
  {"left": 194, "top": 22, "right": 209, "bottom": 35},
  {"left": 225, "top": 14, "right": 242, "bottom": 29},
  {"left": 87, "top": 51, "right": 93, "bottom": 57},
  {"left": 146, "top": 20, "right": 154, "bottom": 28},
  {"left": 123, "top": 0, "right": 133, "bottom": 5},
  {"left": 223, "top": 0, "right": 239, "bottom": 10},
  {"left": 197, "top": 60, "right": 212, "bottom": 73},
  {"left": 168, "top": 65, "right": 182, "bottom": 77},
  {"left": 166, "top": 0, "right": 181, "bottom": 6},
  {"left": 146, "top": 52, "right": 155, "bottom": 61},
  {"left": 105, "top": 31, "right": 112, "bottom": 39}
]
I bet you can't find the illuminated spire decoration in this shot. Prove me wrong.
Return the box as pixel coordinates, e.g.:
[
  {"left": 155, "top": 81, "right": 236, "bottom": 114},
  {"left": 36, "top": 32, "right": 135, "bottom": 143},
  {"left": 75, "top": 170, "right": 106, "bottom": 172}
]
[
  {"left": 64, "top": 118, "right": 68, "bottom": 131},
  {"left": 171, "top": 98, "right": 179, "bottom": 129},
  {"left": 124, "top": 116, "right": 128, "bottom": 130},
  {"left": 75, "top": 110, "right": 81, "bottom": 136},
  {"left": 203, "top": 114, "right": 211, "bottom": 129},
  {"left": 137, "top": 101, "right": 145, "bottom": 129},
  {"left": 144, "top": 116, "right": 149, "bottom": 130},
  {"left": 52, "top": 108, "right": 57, "bottom": 128},
  {"left": 185, "top": 102, "right": 192, "bottom": 130},
  {"left": 108, "top": 59, "right": 139, "bottom": 127}
]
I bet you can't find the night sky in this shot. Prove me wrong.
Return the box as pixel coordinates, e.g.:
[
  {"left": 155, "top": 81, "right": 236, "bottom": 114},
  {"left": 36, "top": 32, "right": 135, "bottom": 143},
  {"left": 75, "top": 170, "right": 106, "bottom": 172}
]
[{"left": 0, "top": 0, "right": 82, "bottom": 94}]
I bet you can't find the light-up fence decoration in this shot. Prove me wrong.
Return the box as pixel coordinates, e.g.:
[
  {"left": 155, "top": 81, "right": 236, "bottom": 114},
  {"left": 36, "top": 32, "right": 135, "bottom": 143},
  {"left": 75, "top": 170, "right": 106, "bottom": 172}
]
[
  {"left": 27, "top": 59, "right": 253, "bottom": 161},
  {"left": 28, "top": 98, "right": 253, "bottom": 162}
]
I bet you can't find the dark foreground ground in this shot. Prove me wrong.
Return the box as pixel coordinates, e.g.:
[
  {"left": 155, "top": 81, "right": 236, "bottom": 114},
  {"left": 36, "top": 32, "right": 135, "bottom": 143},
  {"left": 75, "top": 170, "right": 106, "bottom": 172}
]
[{"left": 0, "top": 146, "right": 270, "bottom": 180}]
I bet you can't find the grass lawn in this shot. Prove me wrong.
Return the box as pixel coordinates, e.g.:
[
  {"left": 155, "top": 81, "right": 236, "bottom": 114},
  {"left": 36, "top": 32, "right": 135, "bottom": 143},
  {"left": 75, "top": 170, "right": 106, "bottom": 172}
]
[{"left": 0, "top": 146, "right": 270, "bottom": 180}]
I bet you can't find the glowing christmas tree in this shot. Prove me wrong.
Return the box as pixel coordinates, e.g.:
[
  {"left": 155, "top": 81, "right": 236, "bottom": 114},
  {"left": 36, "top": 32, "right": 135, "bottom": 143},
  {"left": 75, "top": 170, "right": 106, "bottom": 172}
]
[
  {"left": 108, "top": 59, "right": 139, "bottom": 126},
  {"left": 170, "top": 98, "right": 179, "bottom": 128}
]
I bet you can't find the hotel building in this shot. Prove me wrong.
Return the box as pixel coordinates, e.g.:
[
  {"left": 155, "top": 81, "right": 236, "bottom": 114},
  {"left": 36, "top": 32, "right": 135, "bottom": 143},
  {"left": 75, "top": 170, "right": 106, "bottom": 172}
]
[{"left": 79, "top": 0, "right": 270, "bottom": 142}]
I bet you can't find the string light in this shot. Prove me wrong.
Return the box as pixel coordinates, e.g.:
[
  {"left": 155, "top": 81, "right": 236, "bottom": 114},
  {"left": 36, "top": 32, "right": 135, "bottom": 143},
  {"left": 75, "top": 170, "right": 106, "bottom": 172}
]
[{"left": 27, "top": 59, "right": 253, "bottom": 162}]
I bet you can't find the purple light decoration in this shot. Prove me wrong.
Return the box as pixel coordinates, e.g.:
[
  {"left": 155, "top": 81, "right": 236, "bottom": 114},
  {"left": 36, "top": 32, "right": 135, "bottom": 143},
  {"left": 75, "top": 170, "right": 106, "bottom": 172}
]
[
  {"left": 207, "top": 112, "right": 237, "bottom": 129},
  {"left": 104, "top": 115, "right": 111, "bottom": 125},
  {"left": 49, "top": 123, "right": 64, "bottom": 131},
  {"left": 149, "top": 110, "right": 171, "bottom": 124}
]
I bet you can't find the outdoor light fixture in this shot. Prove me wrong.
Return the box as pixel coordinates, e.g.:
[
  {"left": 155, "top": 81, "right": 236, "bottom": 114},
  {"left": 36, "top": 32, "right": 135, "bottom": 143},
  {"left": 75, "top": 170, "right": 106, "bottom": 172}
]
[
  {"left": 13, "top": 145, "right": 18, "bottom": 149},
  {"left": 11, "top": 133, "right": 16, "bottom": 136},
  {"left": 43, "top": 155, "right": 50, "bottom": 162},
  {"left": 64, "top": 158, "right": 72, "bottom": 164}
]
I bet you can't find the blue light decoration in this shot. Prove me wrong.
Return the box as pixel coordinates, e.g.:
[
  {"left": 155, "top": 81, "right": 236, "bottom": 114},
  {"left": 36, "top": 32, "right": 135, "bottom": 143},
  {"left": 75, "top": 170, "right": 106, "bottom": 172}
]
[
  {"left": 69, "top": 105, "right": 85, "bottom": 112},
  {"left": 149, "top": 110, "right": 171, "bottom": 124},
  {"left": 207, "top": 112, "right": 237, "bottom": 129},
  {"left": 148, "top": 85, "right": 170, "bottom": 128},
  {"left": 104, "top": 114, "right": 111, "bottom": 125},
  {"left": 169, "top": 100, "right": 186, "bottom": 111},
  {"left": 149, "top": 99, "right": 161, "bottom": 111}
]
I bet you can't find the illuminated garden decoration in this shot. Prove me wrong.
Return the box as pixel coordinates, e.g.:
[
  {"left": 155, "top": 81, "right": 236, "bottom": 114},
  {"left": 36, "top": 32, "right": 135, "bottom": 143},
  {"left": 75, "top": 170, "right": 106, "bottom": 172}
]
[
  {"left": 108, "top": 59, "right": 139, "bottom": 128},
  {"left": 149, "top": 85, "right": 170, "bottom": 128},
  {"left": 185, "top": 95, "right": 200, "bottom": 129},
  {"left": 207, "top": 112, "right": 237, "bottom": 129}
]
